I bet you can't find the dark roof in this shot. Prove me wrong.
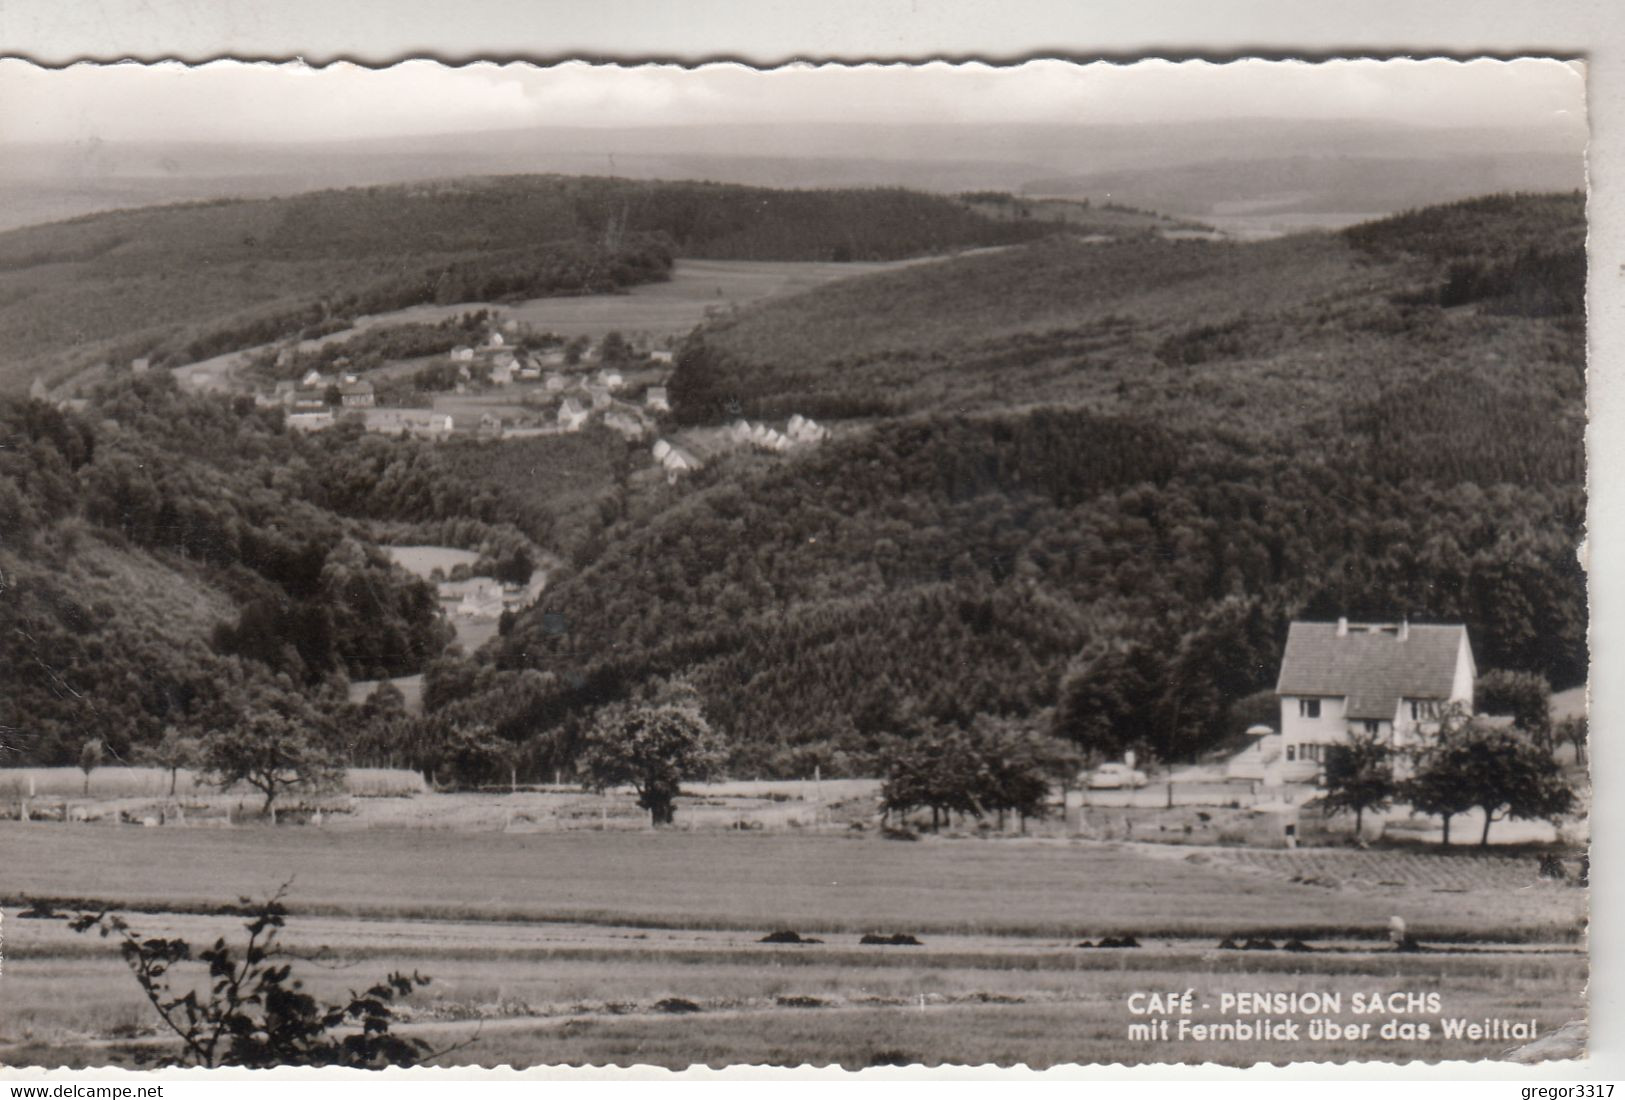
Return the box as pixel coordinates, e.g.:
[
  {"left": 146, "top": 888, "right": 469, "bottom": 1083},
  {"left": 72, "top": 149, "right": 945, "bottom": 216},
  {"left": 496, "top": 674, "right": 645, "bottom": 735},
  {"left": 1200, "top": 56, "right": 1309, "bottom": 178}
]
[
  {"left": 338, "top": 379, "right": 374, "bottom": 396},
  {"left": 1275, "top": 621, "right": 1470, "bottom": 720}
]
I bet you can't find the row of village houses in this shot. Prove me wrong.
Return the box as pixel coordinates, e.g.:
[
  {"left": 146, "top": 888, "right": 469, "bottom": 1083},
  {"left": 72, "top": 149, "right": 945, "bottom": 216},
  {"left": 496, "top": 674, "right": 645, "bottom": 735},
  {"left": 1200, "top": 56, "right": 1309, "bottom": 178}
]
[{"left": 264, "top": 364, "right": 671, "bottom": 439}]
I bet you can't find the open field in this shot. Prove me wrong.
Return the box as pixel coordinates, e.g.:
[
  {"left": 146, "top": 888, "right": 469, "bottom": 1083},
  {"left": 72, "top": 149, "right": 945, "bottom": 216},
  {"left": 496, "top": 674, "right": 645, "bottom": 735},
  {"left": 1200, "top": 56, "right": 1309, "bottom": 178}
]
[
  {"left": 0, "top": 825, "right": 1584, "bottom": 942},
  {"left": 0, "top": 821, "right": 1585, "bottom": 1067},
  {"left": 0, "top": 896, "right": 1585, "bottom": 1067},
  {"left": 385, "top": 545, "right": 481, "bottom": 577}
]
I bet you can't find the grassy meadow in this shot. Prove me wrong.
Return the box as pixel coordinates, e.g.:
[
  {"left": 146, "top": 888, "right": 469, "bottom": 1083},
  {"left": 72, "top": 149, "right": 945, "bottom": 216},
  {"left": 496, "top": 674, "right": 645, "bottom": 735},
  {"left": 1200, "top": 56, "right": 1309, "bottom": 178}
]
[
  {"left": 0, "top": 824, "right": 1583, "bottom": 941},
  {"left": 1, "top": 903, "right": 1583, "bottom": 1068}
]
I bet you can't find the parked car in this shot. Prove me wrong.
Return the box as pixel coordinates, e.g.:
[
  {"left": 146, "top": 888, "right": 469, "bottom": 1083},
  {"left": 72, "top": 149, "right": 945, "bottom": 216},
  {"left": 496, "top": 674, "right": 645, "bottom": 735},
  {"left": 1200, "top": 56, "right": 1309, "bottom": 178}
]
[{"left": 1086, "top": 762, "right": 1149, "bottom": 790}]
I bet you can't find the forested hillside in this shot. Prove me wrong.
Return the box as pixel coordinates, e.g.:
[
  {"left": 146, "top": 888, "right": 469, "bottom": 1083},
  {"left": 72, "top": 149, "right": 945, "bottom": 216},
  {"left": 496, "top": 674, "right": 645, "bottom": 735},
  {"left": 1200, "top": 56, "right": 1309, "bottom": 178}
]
[
  {"left": 0, "top": 191, "right": 1587, "bottom": 781},
  {"left": 0, "top": 176, "right": 1074, "bottom": 394},
  {"left": 456, "top": 192, "right": 1588, "bottom": 777},
  {"left": 0, "top": 373, "right": 575, "bottom": 765}
]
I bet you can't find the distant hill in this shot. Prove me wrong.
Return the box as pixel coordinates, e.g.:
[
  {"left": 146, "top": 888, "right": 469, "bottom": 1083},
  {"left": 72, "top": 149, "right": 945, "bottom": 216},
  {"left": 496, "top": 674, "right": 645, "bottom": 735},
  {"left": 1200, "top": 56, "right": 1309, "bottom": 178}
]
[
  {"left": 0, "top": 116, "right": 1584, "bottom": 231},
  {"left": 0, "top": 176, "right": 1085, "bottom": 395},
  {"left": 1024, "top": 153, "right": 1586, "bottom": 226},
  {"left": 475, "top": 193, "right": 1586, "bottom": 775},
  {"left": 670, "top": 192, "right": 1584, "bottom": 430}
]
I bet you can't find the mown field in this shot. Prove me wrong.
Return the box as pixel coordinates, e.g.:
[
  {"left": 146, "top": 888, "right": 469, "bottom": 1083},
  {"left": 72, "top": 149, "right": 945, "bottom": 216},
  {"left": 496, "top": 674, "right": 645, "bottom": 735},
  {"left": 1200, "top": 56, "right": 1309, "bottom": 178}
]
[
  {"left": 0, "top": 895, "right": 1585, "bottom": 1068},
  {"left": 0, "top": 825, "right": 1584, "bottom": 941},
  {"left": 0, "top": 825, "right": 1585, "bottom": 1067}
]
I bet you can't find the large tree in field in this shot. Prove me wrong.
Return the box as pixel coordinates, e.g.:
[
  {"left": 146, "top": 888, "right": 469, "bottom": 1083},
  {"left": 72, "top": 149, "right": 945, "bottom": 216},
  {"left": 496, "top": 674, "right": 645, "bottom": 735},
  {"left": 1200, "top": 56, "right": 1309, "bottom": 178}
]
[
  {"left": 201, "top": 706, "right": 341, "bottom": 815},
  {"left": 1408, "top": 717, "right": 1574, "bottom": 846},
  {"left": 1322, "top": 732, "right": 1394, "bottom": 836},
  {"left": 577, "top": 701, "right": 723, "bottom": 826}
]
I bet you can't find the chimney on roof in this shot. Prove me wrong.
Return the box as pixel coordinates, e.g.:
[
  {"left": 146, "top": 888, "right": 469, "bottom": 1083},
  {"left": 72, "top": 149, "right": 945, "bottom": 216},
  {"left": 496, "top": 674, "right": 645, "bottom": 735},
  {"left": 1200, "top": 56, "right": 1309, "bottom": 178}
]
[
  {"left": 1399, "top": 618, "right": 1409, "bottom": 641},
  {"left": 1336, "top": 617, "right": 1348, "bottom": 636}
]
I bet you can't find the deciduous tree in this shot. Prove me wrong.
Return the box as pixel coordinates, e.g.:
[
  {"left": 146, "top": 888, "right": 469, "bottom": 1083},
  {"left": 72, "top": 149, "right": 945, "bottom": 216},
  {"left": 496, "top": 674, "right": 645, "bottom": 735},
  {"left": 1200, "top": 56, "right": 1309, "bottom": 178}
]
[
  {"left": 201, "top": 706, "right": 340, "bottom": 815},
  {"left": 1322, "top": 732, "right": 1394, "bottom": 836},
  {"left": 577, "top": 700, "right": 723, "bottom": 826},
  {"left": 1408, "top": 716, "right": 1574, "bottom": 846},
  {"left": 137, "top": 727, "right": 203, "bottom": 797}
]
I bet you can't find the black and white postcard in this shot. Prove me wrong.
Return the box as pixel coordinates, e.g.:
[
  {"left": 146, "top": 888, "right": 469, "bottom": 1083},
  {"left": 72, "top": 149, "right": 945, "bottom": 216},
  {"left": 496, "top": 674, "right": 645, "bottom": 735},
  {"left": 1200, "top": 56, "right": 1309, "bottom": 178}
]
[{"left": 0, "top": 57, "right": 1592, "bottom": 1070}]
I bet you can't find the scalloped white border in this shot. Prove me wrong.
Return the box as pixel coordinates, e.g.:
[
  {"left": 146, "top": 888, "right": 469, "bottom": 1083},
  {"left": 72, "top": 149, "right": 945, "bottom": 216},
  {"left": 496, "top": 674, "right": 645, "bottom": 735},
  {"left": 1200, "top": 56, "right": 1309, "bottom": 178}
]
[{"left": 0, "top": 15, "right": 1614, "bottom": 1083}]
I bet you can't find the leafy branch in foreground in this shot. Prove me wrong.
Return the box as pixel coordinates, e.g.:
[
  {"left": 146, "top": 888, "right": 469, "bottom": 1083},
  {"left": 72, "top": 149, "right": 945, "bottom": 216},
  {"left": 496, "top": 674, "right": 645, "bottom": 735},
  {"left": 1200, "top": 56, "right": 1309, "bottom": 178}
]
[{"left": 67, "top": 885, "right": 468, "bottom": 1068}]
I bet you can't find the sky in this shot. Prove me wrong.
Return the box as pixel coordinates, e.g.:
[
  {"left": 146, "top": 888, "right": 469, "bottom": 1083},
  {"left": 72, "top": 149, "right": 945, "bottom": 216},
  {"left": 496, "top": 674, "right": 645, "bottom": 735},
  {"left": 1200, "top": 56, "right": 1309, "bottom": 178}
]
[{"left": 0, "top": 58, "right": 1588, "bottom": 146}]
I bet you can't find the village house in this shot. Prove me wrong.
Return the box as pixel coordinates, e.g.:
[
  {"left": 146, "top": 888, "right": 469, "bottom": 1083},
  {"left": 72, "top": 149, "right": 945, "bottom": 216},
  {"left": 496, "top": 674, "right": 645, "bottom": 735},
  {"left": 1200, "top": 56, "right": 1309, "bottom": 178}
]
[
  {"left": 338, "top": 377, "right": 376, "bottom": 408},
  {"left": 517, "top": 356, "right": 541, "bottom": 382},
  {"left": 557, "top": 397, "right": 590, "bottom": 432},
  {"left": 489, "top": 359, "right": 516, "bottom": 386},
  {"left": 450, "top": 345, "right": 475, "bottom": 363},
  {"left": 649, "top": 349, "right": 675, "bottom": 366},
  {"left": 363, "top": 409, "right": 454, "bottom": 438},
  {"left": 603, "top": 410, "right": 647, "bottom": 440},
  {"left": 29, "top": 376, "right": 48, "bottom": 401},
  {"left": 595, "top": 368, "right": 625, "bottom": 391},
  {"left": 485, "top": 331, "right": 506, "bottom": 349},
  {"left": 1240, "top": 619, "right": 1475, "bottom": 785},
  {"left": 787, "top": 414, "right": 828, "bottom": 444},
  {"left": 586, "top": 384, "right": 613, "bottom": 410},
  {"left": 286, "top": 410, "right": 334, "bottom": 432},
  {"left": 652, "top": 438, "right": 700, "bottom": 482},
  {"left": 301, "top": 368, "right": 328, "bottom": 390},
  {"left": 544, "top": 371, "right": 568, "bottom": 392},
  {"left": 644, "top": 386, "right": 670, "bottom": 412},
  {"left": 130, "top": 356, "right": 150, "bottom": 374},
  {"left": 457, "top": 578, "right": 505, "bottom": 619}
]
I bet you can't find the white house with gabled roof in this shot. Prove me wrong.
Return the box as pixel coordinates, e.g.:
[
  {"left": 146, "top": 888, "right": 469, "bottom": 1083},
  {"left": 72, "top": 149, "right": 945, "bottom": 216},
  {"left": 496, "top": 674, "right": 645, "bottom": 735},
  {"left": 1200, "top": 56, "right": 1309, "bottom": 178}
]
[{"left": 1264, "top": 618, "right": 1474, "bottom": 783}]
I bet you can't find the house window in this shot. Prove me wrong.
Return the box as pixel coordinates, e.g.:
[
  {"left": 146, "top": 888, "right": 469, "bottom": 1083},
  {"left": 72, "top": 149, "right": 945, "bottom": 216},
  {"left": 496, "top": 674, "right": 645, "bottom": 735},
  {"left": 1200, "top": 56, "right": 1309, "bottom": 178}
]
[
  {"left": 1285, "top": 745, "right": 1296, "bottom": 762},
  {"left": 1299, "top": 698, "right": 1321, "bottom": 719},
  {"left": 1363, "top": 720, "right": 1380, "bottom": 735},
  {"left": 1409, "top": 700, "right": 1440, "bottom": 721},
  {"left": 1300, "top": 744, "right": 1322, "bottom": 763}
]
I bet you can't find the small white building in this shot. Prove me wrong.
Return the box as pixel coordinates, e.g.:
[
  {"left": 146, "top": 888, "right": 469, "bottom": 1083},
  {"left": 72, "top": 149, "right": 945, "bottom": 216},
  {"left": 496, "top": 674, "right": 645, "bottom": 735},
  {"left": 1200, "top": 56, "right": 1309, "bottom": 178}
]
[
  {"left": 450, "top": 345, "right": 475, "bottom": 363},
  {"left": 645, "top": 386, "right": 670, "bottom": 412},
  {"left": 787, "top": 414, "right": 828, "bottom": 444},
  {"left": 596, "top": 369, "right": 625, "bottom": 391},
  {"left": 659, "top": 443, "right": 700, "bottom": 483},
  {"left": 338, "top": 378, "right": 375, "bottom": 408},
  {"left": 603, "top": 411, "right": 647, "bottom": 440},
  {"left": 457, "top": 579, "right": 504, "bottom": 619},
  {"left": 650, "top": 349, "right": 675, "bottom": 366},
  {"left": 286, "top": 411, "right": 335, "bottom": 432},
  {"left": 558, "top": 397, "right": 590, "bottom": 432}
]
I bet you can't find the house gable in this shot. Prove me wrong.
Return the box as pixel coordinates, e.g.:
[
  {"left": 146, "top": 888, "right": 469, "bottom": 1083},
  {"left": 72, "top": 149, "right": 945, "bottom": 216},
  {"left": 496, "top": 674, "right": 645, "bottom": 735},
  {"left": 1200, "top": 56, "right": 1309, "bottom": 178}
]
[{"left": 1276, "top": 620, "right": 1472, "bottom": 720}]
